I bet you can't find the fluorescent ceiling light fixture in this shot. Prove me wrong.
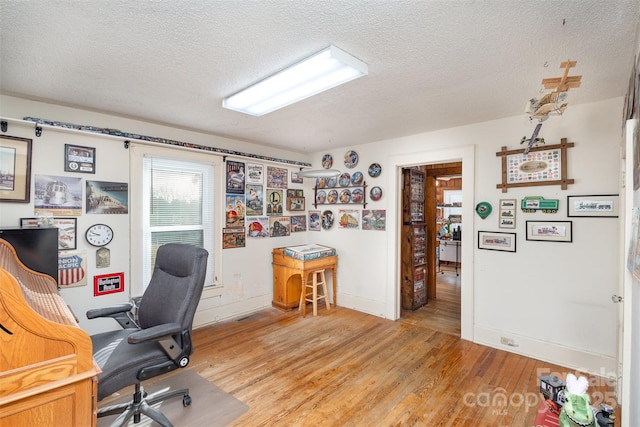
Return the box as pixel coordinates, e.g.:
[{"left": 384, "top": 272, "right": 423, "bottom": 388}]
[{"left": 223, "top": 45, "right": 368, "bottom": 116}]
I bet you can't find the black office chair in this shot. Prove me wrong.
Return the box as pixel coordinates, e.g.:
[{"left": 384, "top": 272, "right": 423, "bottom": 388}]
[{"left": 87, "top": 243, "right": 208, "bottom": 427}]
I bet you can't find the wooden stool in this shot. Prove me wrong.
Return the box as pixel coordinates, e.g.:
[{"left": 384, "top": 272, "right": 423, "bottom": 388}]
[{"left": 299, "top": 269, "right": 330, "bottom": 317}]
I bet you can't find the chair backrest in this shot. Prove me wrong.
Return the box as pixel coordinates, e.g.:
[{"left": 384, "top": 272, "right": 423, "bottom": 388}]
[{"left": 137, "top": 243, "right": 208, "bottom": 352}]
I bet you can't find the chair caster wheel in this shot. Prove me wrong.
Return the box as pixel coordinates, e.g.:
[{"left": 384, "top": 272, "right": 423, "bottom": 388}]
[{"left": 183, "top": 395, "right": 192, "bottom": 407}]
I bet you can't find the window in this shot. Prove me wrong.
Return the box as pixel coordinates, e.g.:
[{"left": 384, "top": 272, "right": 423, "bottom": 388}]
[{"left": 130, "top": 144, "right": 220, "bottom": 295}]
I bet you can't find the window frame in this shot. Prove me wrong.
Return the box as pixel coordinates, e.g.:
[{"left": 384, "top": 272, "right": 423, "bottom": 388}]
[{"left": 130, "top": 143, "right": 222, "bottom": 297}]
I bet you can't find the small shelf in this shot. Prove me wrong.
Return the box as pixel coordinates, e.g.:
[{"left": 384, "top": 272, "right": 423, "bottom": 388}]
[{"left": 313, "top": 182, "right": 368, "bottom": 209}]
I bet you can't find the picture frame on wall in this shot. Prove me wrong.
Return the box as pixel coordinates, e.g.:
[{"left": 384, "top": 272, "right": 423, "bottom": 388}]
[
  {"left": 0, "top": 135, "right": 32, "bottom": 203},
  {"left": 20, "top": 217, "right": 78, "bottom": 250},
  {"left": 287, "top": 196, "right": 305, "bottom": 211},
  {"left": 567, "top": 194, "right": 619, "bottom": 218},
  {"left": 495, "top": 139, "right": 574, "bottom": 193},
  {"left": 498, "top": 199, "right": 517, "bottom": 229},
  {"left": 478, "top": 231, "right": 516, "bottom": 252},
  {"left": 64, "top": 143, "right": 96, "bottom": 174},
  {"left": 526, "top": 220, "right": 573, "bottom": 242}
]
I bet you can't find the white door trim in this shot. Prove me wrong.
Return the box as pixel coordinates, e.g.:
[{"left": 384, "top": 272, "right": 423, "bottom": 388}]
[{"left": 385, "top": 144, "right": 475, "bottom": 341}]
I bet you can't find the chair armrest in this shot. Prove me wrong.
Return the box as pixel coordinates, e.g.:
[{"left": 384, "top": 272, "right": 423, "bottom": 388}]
[
  {"left": 86, "top": 302, "right": 134, "bottom": 319},
  {"left": 127, "top": 322, "right": 182, "bottom": 344}
]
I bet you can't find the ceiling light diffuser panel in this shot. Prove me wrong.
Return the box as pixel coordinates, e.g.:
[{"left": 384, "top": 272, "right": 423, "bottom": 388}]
[{"left": 223, "top": 45, "right": 368, "bottom": 116}]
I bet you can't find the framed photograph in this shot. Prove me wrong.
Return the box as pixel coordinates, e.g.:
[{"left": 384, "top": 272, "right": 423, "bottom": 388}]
[
  {"left": 64, "top": 143, "right": 96, "bottom": 173},
  {"left": 53, "top": 217, "right": 77, "bottom": 250},
  {"left": 498, "top": 199, "right": 516, "bottom": 229},
  {"left": 478, "top": 231, "right": 516, "bottom": 252},
  {"left": 567, "top": 194, "right": 619, "bottom": 218},
  {"left": 0, "top": 135, "right": 32, "bottom": 203},
  {"left": 526, "top": 220, "right": 573, "bottom": 242},
  {"left": 287, "top": 196, "right": 305, "bottom": 211},
  {"left": 20, "top": 217, "right": 77, "bottom": 250}
]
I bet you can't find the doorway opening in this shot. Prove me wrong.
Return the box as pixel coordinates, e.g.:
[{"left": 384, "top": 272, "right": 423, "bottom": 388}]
[{"left": 399, "top": 162, "right": 463, "bottom": 337}]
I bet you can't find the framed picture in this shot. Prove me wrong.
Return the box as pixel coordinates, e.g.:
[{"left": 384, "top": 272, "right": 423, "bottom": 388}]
[
  {"left": 0, "top": 135, "right": 32, "bottom": 203},
  {"left": 567, "top": 194, "right": 619, "bottom": 217},
  {"left": 498, "top": 199, "right": 516, "bottom": 228},
  {"left": 64, "top": 143, "right": 96, "bottom": 173},
  {"left": 478, "top": 231, "right": 516, "bottom": 252},
  {"left": 287, "top": 196, "right": 305, "bottom": 211},
  {"left": 526, "top": 220, "right": 573, "bottom": 242},
  {"left": 20, "top": 217, "right": 77, "bottom": 250},
  {"left": 495, "top": 139, "right": 574, "bottom": 193}
]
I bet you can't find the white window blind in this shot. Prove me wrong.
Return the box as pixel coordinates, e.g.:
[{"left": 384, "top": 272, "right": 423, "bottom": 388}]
[{"left": 141, "top": 155, "right": 215, "bottom": 289}]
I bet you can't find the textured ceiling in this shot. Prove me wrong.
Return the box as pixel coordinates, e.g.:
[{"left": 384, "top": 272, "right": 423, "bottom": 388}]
[{"left": 1, "top": 1, "right": 639, "bottom": 153}]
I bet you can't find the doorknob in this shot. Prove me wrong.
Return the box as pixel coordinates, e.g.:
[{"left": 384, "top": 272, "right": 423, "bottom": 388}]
[{"left": 611, "top": 295, "right": 623, "bottom": 303}]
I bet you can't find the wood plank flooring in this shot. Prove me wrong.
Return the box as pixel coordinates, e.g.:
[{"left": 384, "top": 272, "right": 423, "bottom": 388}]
[
  {"left": 188, "top": 295, "right": 619, "bottom": 426},
  {"left": 401, "top": 265, "right": 461, "bottom": 336}
]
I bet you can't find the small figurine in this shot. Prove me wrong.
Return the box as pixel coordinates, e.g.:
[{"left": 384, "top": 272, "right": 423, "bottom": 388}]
[{"left": 559, "top": 373, "right": 596, "bottom": 427}]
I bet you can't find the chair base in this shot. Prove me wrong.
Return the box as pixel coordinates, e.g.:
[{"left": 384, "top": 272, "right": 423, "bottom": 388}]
[{"left": 98, "top": 382, "right": 191, "bottom": 427}]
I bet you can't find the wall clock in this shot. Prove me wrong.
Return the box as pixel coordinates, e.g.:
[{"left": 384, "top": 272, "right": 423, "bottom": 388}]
[{"left": 85, "top": 224, "right": 114, "bottom": 247}]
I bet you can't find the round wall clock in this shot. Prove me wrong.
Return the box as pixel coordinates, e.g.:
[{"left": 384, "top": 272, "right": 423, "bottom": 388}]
[{"left": 85, "top": 224, "right": 114, "bottom": 247}]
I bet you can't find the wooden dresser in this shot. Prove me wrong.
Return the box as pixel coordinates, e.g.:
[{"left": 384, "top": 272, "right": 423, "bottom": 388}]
[{"left": 0, "top": 238, "right": 100, "bottom": 426}]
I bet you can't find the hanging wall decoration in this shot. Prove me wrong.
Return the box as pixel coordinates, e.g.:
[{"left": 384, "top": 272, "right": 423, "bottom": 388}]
[
  {"left": 496, "top": 138, "right": 574, "bottom": 193},
  {"left": 475, "top": 202, "right": 492, "bottom": 219},
  {"left": 498, "top": 199, "right": 516, "bottom": 229},
  {"left": 226, "top": 160, "right": 245, "bottom": 194},
  {"left": 0, "top": 135, "right": 32, "bottom": 203}
]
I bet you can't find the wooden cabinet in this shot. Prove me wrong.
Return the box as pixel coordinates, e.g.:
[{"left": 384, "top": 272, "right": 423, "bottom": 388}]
[
  {"left": 272, "top": 248, "right": 338, "bottom": 311},
  {"left": 401, "top": 169, "right": 427, "bottom": 310},
  {"left": 401, "top": 224, "right": 427, "bottom": 310}
]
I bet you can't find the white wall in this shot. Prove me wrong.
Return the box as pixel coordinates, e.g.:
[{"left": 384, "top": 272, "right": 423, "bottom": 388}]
[
  {"left": 310, "top": 97, "right": 623, "bottom": 376},
  {"left": 620, "top": 19, "right": 640, "bottom": 426},
  {"left": 0, "top": 95, "right": 311, "bottom": 334},
  {"left": 0, "top": 94, "right": 624, "bottom": 378}
]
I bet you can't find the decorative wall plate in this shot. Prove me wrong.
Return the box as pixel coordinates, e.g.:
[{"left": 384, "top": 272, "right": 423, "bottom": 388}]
[
  {"left": 344, "top": 150, "right": 359, "bottom": 169},
  {"left": 351, "top": 171, "right": 363, "bottom": 185},
  {"left": 322, "top": 210, "right": 335, "bottom": 230},
  {"left": 368, "top": 163, "right": 382, "bottom": 177},
  {"left": 322, "top": 154, "right": 333, "bottom": 169},
  {"left": 339, "top": 189, "right": 351, "bottom": 203},
  {"left": 476, "top": 202, "right": 492, "bottom": 219},
  {"left": 327, "top": 189, "right": 338, "bottom": 203},
  {"left": 326, "top": 176, "right": 337, "bottom": 188},
  {"left": 316, "top": 190, "right": 326, "bottom": 204},
  {"left": 338, "top": 172, "right": 351, "bottom": 187},
  {"left": 370, "top": 186, "right": 382, "bottom": 201},
  {"left": 351, "top": 188, "right": 364, "bottom": 203}
]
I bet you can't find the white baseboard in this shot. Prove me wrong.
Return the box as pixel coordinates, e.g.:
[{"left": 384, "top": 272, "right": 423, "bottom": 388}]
[
  {"left": 338, "top": 293, "right": 388, "bottom": 319},
  {"left": 474, "top": 325, "right": 617, "bottom": 380},
  {"left": 193, "top": 294, "right": 272, "bottom": 328}
]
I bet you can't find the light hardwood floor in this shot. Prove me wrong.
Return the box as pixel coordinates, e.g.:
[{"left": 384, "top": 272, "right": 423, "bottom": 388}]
[
  {"left": 401, "top": 264, "right": 461, "bottom": 336},
  {"left": 189, "top": 277, "right": 619, "bottom": 426}
]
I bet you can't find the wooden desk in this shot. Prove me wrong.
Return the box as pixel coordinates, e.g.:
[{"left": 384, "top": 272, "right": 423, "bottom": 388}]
[
  {"left": 0, "top": 239, "right": 100, "bottom": 426},
  {"left": 272, "top": 248, "right": 337, "bottom": 314}
]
